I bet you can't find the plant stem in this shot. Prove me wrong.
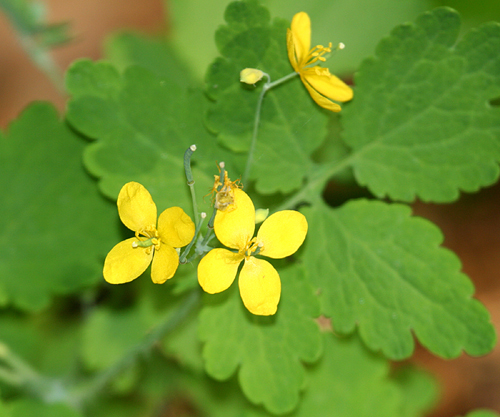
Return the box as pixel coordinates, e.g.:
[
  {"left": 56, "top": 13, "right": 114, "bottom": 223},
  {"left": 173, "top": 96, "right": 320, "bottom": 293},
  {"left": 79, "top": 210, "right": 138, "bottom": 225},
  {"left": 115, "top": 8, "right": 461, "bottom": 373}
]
[
  {"left": 0, "top": 0, "right": 67, "bottom": 92},
  {"left": 242, "top": 72, "right": 299, "bottom": 184},
  {"left": 179, "top": 213, "right": 207, "bottom": 263},
  {"left": 184, "top": 145, "right": 199, "bottom": 226},
  {"left": 76, "top": 289, "right": 200, "bottom": 407},
  {"left": 273, "top": 152, "right": 357, "bottom": 212}
]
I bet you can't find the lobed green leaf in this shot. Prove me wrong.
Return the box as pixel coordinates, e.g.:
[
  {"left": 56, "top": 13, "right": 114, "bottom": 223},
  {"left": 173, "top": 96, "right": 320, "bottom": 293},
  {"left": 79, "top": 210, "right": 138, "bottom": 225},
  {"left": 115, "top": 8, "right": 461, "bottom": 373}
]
[
  {"left": 187, "top": 331, "right": 438, "bottom": 417},
  {"left": 0, "top": 103, "right": 120, "bottom": 311},
  {"left": 302, "top": 199, "right": 496, "bottom": 359},
  {"left": 199, "top": 265, "right": 322, "bottom": 414},
  {"left": 292, "top": 333, "right": 400, "bottom": 417},
  {"left": 205, "top": 0, "right": 329, "bottom": 194},
  {"left": 66, "top": 58, "right": 239, "bottom": 212},
  {"left": 342, "top": 7, "right": 500, "bottom": 202}
]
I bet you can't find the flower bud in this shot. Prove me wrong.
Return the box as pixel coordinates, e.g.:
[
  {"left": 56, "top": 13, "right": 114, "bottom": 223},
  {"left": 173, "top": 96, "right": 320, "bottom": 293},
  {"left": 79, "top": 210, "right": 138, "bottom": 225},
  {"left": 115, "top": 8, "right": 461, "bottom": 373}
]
[
  {"left": 255, "top": 208, "right": 269, "bottom": 224},
  {"left": 240, "top": 68, "right": 264, "bottom": 85}
]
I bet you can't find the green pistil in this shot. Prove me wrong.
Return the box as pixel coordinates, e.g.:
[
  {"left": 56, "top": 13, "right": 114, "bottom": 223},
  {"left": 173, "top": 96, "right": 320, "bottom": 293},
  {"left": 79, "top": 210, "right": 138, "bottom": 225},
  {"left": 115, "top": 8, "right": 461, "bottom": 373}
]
[{"left": 132, "top": 238, "right": 157, "bottom": 248}]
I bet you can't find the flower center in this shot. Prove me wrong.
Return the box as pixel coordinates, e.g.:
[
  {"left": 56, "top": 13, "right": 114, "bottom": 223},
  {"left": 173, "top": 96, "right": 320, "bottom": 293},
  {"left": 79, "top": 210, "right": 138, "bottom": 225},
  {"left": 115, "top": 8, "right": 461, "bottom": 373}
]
[
  {"left": 241, "top": 237, "right": 264, "bottom": 260},
  {"left": 304, "top": 42, "right": 332, "bottom": 68},
  {"left": 132, "top": 225, "right": 161, "bottom": 255}
]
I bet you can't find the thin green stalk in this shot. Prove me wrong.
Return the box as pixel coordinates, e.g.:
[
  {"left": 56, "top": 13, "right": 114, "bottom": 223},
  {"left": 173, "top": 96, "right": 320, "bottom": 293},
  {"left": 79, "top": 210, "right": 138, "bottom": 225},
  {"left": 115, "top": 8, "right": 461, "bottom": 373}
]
[
  {"left": 179, "top": 212, "right": 207, "bottom": 263},
  {"left": 0, "top": 0, "right": 67, "bottom": 92},
  {"left": 76, "top": 289, "right": 200, "bottom": 407},
  {"left": 242, "top": 72, "right": 299, "bottom": 184},
  {"left": 199, "top": 209, "right": 216, "bottom": 250},
  {"left": 0, "top": 342, "right": 40, "bottom": 385},
  {"left": 184, "top": 144, "right": 199, "bottom": 225},
  {"left": 0, "top": 365, "right": 23, "bottom": 387},
  {"left": 273, "top": 152, "right": 357, "bottom": 212}
]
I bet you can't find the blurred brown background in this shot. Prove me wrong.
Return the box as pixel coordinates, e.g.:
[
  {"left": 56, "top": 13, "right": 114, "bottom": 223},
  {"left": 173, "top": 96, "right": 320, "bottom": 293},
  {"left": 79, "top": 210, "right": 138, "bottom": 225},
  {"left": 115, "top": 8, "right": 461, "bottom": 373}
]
[
  {"left": 0, "top": 0, "right": 164, "bottom": 127},
  {"left": 1, "top": 1, "right": 499, "bottom": 416}
]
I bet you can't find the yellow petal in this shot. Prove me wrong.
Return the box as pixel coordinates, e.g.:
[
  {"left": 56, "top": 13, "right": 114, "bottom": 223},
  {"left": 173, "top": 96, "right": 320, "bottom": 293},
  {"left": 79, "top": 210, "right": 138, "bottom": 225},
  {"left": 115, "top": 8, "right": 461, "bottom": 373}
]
[
  {"left": 117, "top": 182, "right": 157, "bottom": 232},
  {"left": 290, "top": 12, "right": 311, "bottom": 66},
  {"left": 286, "top": 29, "right": 300, "bottom": 72},
  {"left": 158, "top": 207, "right": 195, "bottom": 248},
  {"left": 103, "top": 237, "right": 153, "bottom": 284},
  {"left": 198, "top": 248, "right": 243, "bottom": 294},
  {"left": 151, "top": 244, "right": 179, "bottom": 284},
  {"left": 214, "top": 189, "right": 255, "bottom": 250},
  {"left": 239, "top": 257, "right": 281, "bottom": 316},
  {"left": 301, "top": 75, "right": 342, "bottom": 112},
  {"left": 257, "top": 210, "right": 308, "bottom": 258},
  {"left": 302, "top": 68, "right": 353, "bottom": 102}
]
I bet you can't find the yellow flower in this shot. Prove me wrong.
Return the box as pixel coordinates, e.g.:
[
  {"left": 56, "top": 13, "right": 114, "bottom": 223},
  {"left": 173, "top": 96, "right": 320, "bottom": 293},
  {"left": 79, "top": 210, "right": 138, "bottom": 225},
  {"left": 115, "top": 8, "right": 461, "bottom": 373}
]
[
  {"left": 198, "top": 189, "right": 308, "bottom": 316},
  {"left": 104, "top": 182, "right": 195, "bottom": 284},
  {"left": 287, "top": 11, "right": 353, "bottom": 112}
]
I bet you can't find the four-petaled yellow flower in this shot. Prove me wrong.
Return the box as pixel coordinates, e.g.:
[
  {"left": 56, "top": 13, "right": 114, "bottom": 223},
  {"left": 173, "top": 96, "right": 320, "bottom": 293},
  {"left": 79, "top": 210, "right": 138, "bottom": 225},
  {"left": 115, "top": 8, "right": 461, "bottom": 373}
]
[
  {"left": 198, "top": 189, "right": 308, "bottom": 316},
  {"left": 104, "top": 182, "right": 195, "bottom": 285},
  {"left": 287, "top": 11, "right": 353, "bottom": 112}
]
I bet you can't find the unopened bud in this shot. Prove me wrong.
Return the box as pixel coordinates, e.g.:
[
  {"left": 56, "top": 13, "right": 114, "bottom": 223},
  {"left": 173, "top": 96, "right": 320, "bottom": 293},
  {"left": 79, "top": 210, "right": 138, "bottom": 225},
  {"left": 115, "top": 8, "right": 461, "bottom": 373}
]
[
  {"left": 255, "top": 208, "right": 269, "bottom": 224},
  {"left": 240, "top": 68, "right": 264, "bottom": 85}
]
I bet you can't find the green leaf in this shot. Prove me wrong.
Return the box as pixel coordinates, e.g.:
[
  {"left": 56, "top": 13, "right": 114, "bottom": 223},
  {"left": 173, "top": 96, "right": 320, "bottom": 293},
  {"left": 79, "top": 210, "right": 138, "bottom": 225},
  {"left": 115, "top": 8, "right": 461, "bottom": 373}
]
[
  {"left": 81, "top": 304, "right": 151, "bottom": 371},
  {"left": 0, "top": 309, "right": 82, "bottom": 378},
  {"left": 169, "top": 0, "right": 430, "bottom": 80},
  {"left": 199, "top": 265, "right": 322, "bottom": 414},
  {"left": 104, "top": 32, "right": 195, "bottom": 83},
  {"left": 460, "top": 411, "right": 500, "bottom": 417},
  {"left": 342, "top": 8, "right": 500, "bottom": 202},
  {"left": 66, "top": 59, "right": 240, "bottom": 212},
  {"left": 265, "top": 0, "right": 430, "bottom": 75},
  {"left": 188, "top": 332, "right": 437, "bottom": 417},
  {"left": 293, "top": 333, "right": 401, "bottom": 416},
  {"left": 81, "top": 274, "right": 202, "bottom": 386},
  {"left": 392, "top": 366, "right": 438, "bottom": 417},
  {"left": 0, "top": 103, "right": 119, "bottom": 311},
  {"left": 205, "top": 0, "right": 329, "bottom": 194},
  {"left": 0, "top": 399, "right": 11, "bottom": 417},
  {"left": 302, "top": 199, "right": 496, "bottom": 359},
  {"left": 10, "top": 399, "right": 82, "bottom": 417}
]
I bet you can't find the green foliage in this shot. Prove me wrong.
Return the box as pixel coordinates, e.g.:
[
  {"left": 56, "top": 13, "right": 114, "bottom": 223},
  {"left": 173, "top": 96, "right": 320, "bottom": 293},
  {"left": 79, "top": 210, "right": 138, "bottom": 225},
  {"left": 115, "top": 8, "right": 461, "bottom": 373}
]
[
  {"left": 199, "top": 265, "right": 321, "bottom": 414},
  {"left": 393, "top": 366, "right": 439, "bottom": 416},
  {"left": 182, "top": 332, "right": 438, "bottom": 417},
  {"left": 9, "top": 399, "right": 83, "bottom": 417},
  {"left": 1, "top": 0, "right": 499, "bottom": 416},
  {"left": 460, "top": 411, "right": 500, "bottom": 417},
  {"left": 205, "top": 0, "right": 328, "bottom": 194},
  {"left": 0, "top": 103, "right": 120, "bottom": 310},
  {"left": 169, "top": 0, "right": 431, "bottom": 80},
  {"left": 0, "top": 0, "right": 71, "bottom": 45},
  {"left": 302, "top": 200, "right": 496, "bottom": 359},
  {"left": 65, "top": 59, "right": 240, "bottom": 212},
  {"left": 342, "top": 8, "right": 500, "bottom": 202}
]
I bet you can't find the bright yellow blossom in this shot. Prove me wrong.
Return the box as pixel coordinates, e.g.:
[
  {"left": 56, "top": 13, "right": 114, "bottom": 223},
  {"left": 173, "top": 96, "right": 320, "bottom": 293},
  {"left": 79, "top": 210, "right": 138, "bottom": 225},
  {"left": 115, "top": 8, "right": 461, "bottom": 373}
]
[
  {"left": 287, "top": 11, "right": 353, "bottom": 112},
  {"left": 104, "top": 182, "right": 195, "bottom": 285},
  {"left": 198, "top": 189, "right": 308, "bottom": 316}
]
